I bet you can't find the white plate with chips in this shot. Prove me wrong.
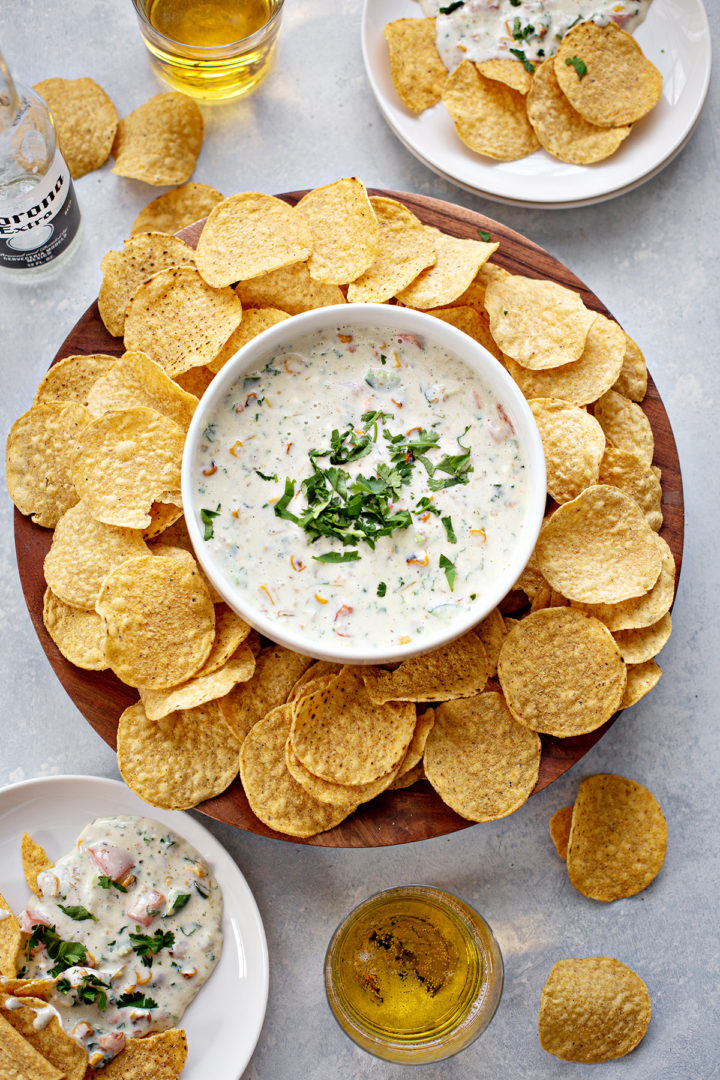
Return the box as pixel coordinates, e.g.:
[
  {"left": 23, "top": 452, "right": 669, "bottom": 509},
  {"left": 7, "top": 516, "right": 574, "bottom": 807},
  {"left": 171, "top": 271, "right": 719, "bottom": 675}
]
[
  {"left": 362, "top": 0, "right": 712, "bottom": 208},
  {"left": 0, "top": 775, "right": 269, "bottom": 1080}
]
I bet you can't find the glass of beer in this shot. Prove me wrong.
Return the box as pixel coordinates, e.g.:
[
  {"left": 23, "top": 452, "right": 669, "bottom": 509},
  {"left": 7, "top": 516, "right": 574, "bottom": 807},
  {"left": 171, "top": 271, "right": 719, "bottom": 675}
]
[
  {"left": 131, "top": 0, "right": 285, "bottom": 102},
  {"left": 325, "top": 885, "right": 504, "bottom": 1063}
]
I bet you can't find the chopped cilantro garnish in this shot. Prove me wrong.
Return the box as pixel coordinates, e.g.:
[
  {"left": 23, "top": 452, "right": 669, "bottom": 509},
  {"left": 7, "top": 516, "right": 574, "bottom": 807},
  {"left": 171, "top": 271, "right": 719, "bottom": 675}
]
[
  {"left": 442, "top": 516, "right": 457, "bottom": 544},
  {"left": 509, "top": 0, "right": 521, "bottom": 5},
  {"left": 477, "top": 229, "right": 492, "bottom": 242},
  {"left": 470, "top": 593, "right": 477, "bottom": 601},
  {"left": 26, "top": 924, "right": 87, "bottom": 976},
  {"left": 512, "top": 16, "right": 535, "bottom": 40},
  {"left": 116, "top": 991, "right": 158, "bottom": 1009},
  {"left": 439, "top": 0, "right": 464, "bottom": 11},
  {"left": 414, "top": 496, "right": 440, "bottom": 517},
  {"left": 565, "top": 55, "right": 588, "bottom": 79},
  {"left": 171, "top": 893, "right": 191, "bottom": 914},
  {"left": 439, "top": 554, "right": 457, "bottom": 592},
  {"left": 129, "top": 928, "right": 175, "bottom": 968},
  {"left": 255, "top": 469, "right": 278, "bottom": 482},
  {"left": 377, "top": 582, "right": 387, "bottom": 598},
  {"left": 509, "top": 48, "right": 535, "bottom": 73},
  {"left": 57, "top": 904, "right": 96, "bottom": 922},
  {"left": 98, "top": 874, "right": 127, "bottom": 893},
  {"left": 200, "top": 504, "right": 221, "bottom": 540}
]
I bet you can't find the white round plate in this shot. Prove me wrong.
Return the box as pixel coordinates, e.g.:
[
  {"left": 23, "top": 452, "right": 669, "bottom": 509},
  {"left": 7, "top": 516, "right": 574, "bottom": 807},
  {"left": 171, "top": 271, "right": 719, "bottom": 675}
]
[
  {"left": 0, "top": 775, "right": 268, "bottom": 1080},
  {"left": 362, "top": 0, "right": 712, "bottom": 208}
]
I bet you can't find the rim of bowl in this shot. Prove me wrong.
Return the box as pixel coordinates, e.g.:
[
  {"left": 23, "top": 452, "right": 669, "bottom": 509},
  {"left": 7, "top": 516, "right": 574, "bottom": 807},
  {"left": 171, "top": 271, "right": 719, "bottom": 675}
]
[{"left": 181, "top": 303, "right": 546, "bottom": 664}]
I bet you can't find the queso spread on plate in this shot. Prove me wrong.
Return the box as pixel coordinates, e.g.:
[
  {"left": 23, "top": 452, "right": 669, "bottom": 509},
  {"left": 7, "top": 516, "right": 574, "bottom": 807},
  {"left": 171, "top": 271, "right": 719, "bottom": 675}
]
[
  {"left": 195, "top": 324, "right": 530, "bottom": 650},
  {"left": 7, "top": 816, "right": 222, "bottom": 1070}
]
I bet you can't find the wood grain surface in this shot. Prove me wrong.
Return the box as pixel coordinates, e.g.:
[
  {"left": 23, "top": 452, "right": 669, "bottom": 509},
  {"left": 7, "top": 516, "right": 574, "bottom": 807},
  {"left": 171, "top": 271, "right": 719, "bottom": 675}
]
[{"left": 13, "top": 189, "right": 684, "bottom": 848}]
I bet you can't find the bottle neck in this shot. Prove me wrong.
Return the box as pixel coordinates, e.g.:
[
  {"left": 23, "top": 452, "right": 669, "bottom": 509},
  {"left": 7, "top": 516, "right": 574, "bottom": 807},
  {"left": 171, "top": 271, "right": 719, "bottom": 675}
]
[{"left": 0, "top": 49, "right": 22, "bottom": 131}]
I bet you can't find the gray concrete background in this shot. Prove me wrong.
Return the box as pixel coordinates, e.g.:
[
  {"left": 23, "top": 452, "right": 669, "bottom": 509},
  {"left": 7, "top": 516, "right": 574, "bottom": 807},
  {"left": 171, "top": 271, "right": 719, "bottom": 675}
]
[{"left": 0, "top": 2, "right": 718, "bottom": 1077}]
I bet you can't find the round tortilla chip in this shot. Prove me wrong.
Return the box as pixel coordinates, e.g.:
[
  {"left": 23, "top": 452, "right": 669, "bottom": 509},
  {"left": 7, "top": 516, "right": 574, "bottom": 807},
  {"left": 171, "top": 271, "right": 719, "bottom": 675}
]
[
  {"left": 621, "top": 659, "right": 662, "bottom": 707},
  {"left": 195, "top": 192, "right": 312, "bottom": 287},
  {"left": 572, "top": 531, "right": 675, "bottom": 630},
  {"left": 87, "top": 351, "right": 198, "bottom": 431},
  {"left": 395, "top": 227, "right": 497, "bottom": 310},
  {"left": 593, "top": 388, "right": 654, "bottom": 467},
  {"left": 123, "top": 265, "right": 243, "bottom": 378},
  {"left": 567, "top": 773, "right": 667, "bottom": 900},
  {"left": 290, "top": 667, "right": 416, "bottom": 785},
  {"left": 497, "top": 608, "right": 626, "bottom": 737},
  {"left": 85, "top": 1029, "right": 188, "bottom": 1080},
  {"left": 474, "top": 607, "right": 506, "bottom": 678},
  {"left": 485, "top": 272, "right": 595, "bottom": 370},
  {"left": 96, "top": 554, "right": 214, "bottom": 689},
  {"left": 346, "top": 197, "right": 436, "bottom": 303},
  {"left": 297, "top": 178, "right": 379, "bottom": 284},
  {"left": 143, "top": 502, "right": 184, "bottom": 540},
  {"left": 612, "top": 331, "right": 647, "bottom": 401},
  {"left": 139, "top": 645, "right": 256, "bottom": 720},
  {"left": 396, "top": 708, "right": 435, "bottom": 777},
  {"left": 74, "top": 406, "right": 184, "bottom": 530},
  {"left": 284, "top": 737, "right": 395, "bottom": 812},
  {"left": 360, "top": 631, "right": 488, "bottom": 703},
  {"left": 0, "top": 989, "right": 89, "bottom": 1079},
  {"left": 613, "top": 613, "right": 671, "bottom": 665},
  {"left": 598, "top": 445, "right": 662, "bottom": 531},
  {"left": 218, "top": 645, "right": 314, "bottom": 746},
  {"left": 287, "top": 661, "right": 343, "bottom": 703},
  {"left": 505, "top": 313, "right": 626, "bottom": 406},
  {"left": 427, "top": 305, "right": 503, "bottom": 361},
  {"left": 442, "top": 60, "right": 539, "bottom": 161},
  {"left": 34, "top": 354, "right": 118, "bottom": 406},
  {"left": 131, "top": 183, "right": 224, "bottom": 236},
  {"left": 99, "top": 233, "right": 196, "bottom": 337},
  {"left": 209, "top": 308, "right": 291, "bottom": 373},
  {"left": 555, "top": 21, "right": 662, "bottom": 126},
  {"left": 44, "top": 501, "right": 150, "bottom": 609},
  {"left": 476, "top": 58, "right": 533, "bottom": 95},
  {"left": 539, "top": 957, "right": 651, "bottom": 1062},
  {"left": 0, "top": 890, "right": 22, "bottom": 976},
  {"left": 6, "top": 402, "right": 90, "bottom": 528},
  {"left": 384, "top": 18, "right": 447, "bottom": 113},
  {"left": 424, "top": 692, "right": 541, "bottom": 821},
  {"left": 118, "top": 700, "right": 237, "bottom": 809},
  {"left": 174, "top": 365, "right": 216, "bottom": 398},
  {"left": 549, "top": 805, "right": 573, "bottom": 860},
  {"left": 526, "top": 57, "right": 631, "bottom": 164},
  {"left": 235, "top": 262, "right": 345, "bottom": 314},
  {"left": 112, "top": 92, "right": 203, "bottom": 185},
  {"left": 529, "top": 398, "right": 605, "bottom": 503},
  {"left": 535, "top": 485, "right": 662, "bottom": 604},
  {"left": 33, "top": 77, "right": 118, "bottom": 178},
  {"left": 240, "top": 704, "right": 351, "bottom": 837}
]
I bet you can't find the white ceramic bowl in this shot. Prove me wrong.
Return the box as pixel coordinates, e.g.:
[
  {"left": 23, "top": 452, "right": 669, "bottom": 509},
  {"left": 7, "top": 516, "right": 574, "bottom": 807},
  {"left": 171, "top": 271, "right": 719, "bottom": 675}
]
[{"left": 182, "top": 304, "right": 546, "bottom": 664}]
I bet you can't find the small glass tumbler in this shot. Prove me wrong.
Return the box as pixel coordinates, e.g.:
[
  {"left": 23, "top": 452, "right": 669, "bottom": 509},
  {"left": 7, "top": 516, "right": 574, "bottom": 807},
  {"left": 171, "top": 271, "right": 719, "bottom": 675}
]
[
  {"left": 324, "top": 885, "right": 503, "bottom": 1064},
  {"left": 130, "top": 0, "right": 285, "bottom": 103}
]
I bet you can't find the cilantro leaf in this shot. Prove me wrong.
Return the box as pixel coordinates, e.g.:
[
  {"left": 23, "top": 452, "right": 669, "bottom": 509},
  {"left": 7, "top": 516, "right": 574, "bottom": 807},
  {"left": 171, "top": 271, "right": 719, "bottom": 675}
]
[
  {"left": 439, "top": 0, "right": 464, "bottom": 11},
  {"left": 26, "top": 924, "right": 88, "bottom": 976},
  {"left": 57, "top": 904, "right": 96, "bottom": 922},
  {"left": 312, "top": 551, "right": 360, "bottom": 563},
  {"left": 442, "top": 516, "right": 457, "bottom": 544},
  {"left": 509, "top": 48, "right": 535, "bottom": 73},
  {"left": 97, "top": 874, "right": 127, "bottom": 893},
  {"left": 255, "top": 469, "right": 278, "bottom": 482},
  {"left": 477, "top": 229, "right": 491, "bottom": 242},
  {"left": 129, "top": 928, "right": 175, "bottom": 968},
  {"left": 377, "top": 582, "right": 387, "bottom": 597},
  {"left": 200, "top": 505, "right": 221, "bottom": 540},
  {"left": 565, "top": 55, "right": 588, "bottom": 79},
  {"left": 116, "top": 991, "right": 158, "bottom": 1009},
  {"left": 439, "top": 554, "right": 457, "bottom": 592},
  {"left": 171, "top": 893, "right": 191, "bottom": 914}
]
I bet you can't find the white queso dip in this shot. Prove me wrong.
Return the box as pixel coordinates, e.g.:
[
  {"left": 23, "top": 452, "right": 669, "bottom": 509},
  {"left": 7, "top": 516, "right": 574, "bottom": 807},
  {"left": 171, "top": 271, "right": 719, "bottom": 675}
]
[
  {"left": 415, "top": 0, "right": 653, "bottom": 72},
  {"left": 194, "top": 324, "right": 531, "bottom": 652},
  {"left": 17, "top": 816, "right": 222, "bottom": 1068}
]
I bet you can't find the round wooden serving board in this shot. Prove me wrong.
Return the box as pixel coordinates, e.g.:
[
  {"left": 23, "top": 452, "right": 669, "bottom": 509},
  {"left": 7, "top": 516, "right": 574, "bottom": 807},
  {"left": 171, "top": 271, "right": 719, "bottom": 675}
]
[{"left": 14, "top": 190, "right": 684, "bottom": 847}]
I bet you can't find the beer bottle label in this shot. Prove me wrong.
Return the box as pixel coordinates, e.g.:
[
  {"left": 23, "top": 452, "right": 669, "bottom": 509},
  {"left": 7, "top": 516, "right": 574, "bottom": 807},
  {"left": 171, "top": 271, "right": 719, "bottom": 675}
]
[{"left": 0, "top": 150, "right": 81, "bottom": 269}]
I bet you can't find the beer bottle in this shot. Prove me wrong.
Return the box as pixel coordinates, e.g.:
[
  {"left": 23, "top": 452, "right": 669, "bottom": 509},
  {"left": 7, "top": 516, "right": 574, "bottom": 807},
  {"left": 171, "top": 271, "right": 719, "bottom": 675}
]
[{"left": 0, "top": 50, "right": 81, "bottom": 276}]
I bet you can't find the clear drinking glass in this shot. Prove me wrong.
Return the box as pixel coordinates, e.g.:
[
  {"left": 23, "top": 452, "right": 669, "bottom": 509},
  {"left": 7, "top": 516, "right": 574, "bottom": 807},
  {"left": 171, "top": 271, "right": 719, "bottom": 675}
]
[
  {"left": 324, "top": 885, "right": 503, "bottom": 1064},
  {"left": 131, "top": 0, "right": 285, "bottom": 103}
]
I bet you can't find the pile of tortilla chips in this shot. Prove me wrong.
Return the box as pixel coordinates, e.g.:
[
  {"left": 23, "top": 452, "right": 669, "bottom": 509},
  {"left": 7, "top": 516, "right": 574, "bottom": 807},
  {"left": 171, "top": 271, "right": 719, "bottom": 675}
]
[
  {"left": 0, "top": 837, "right": 187, "bottom": 1080},
  {"left": 385, "top": 18, "right": 661, "bottom": 164},
  {"left": 6, "top": 177, "right": 674, "bottom": 837}
]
